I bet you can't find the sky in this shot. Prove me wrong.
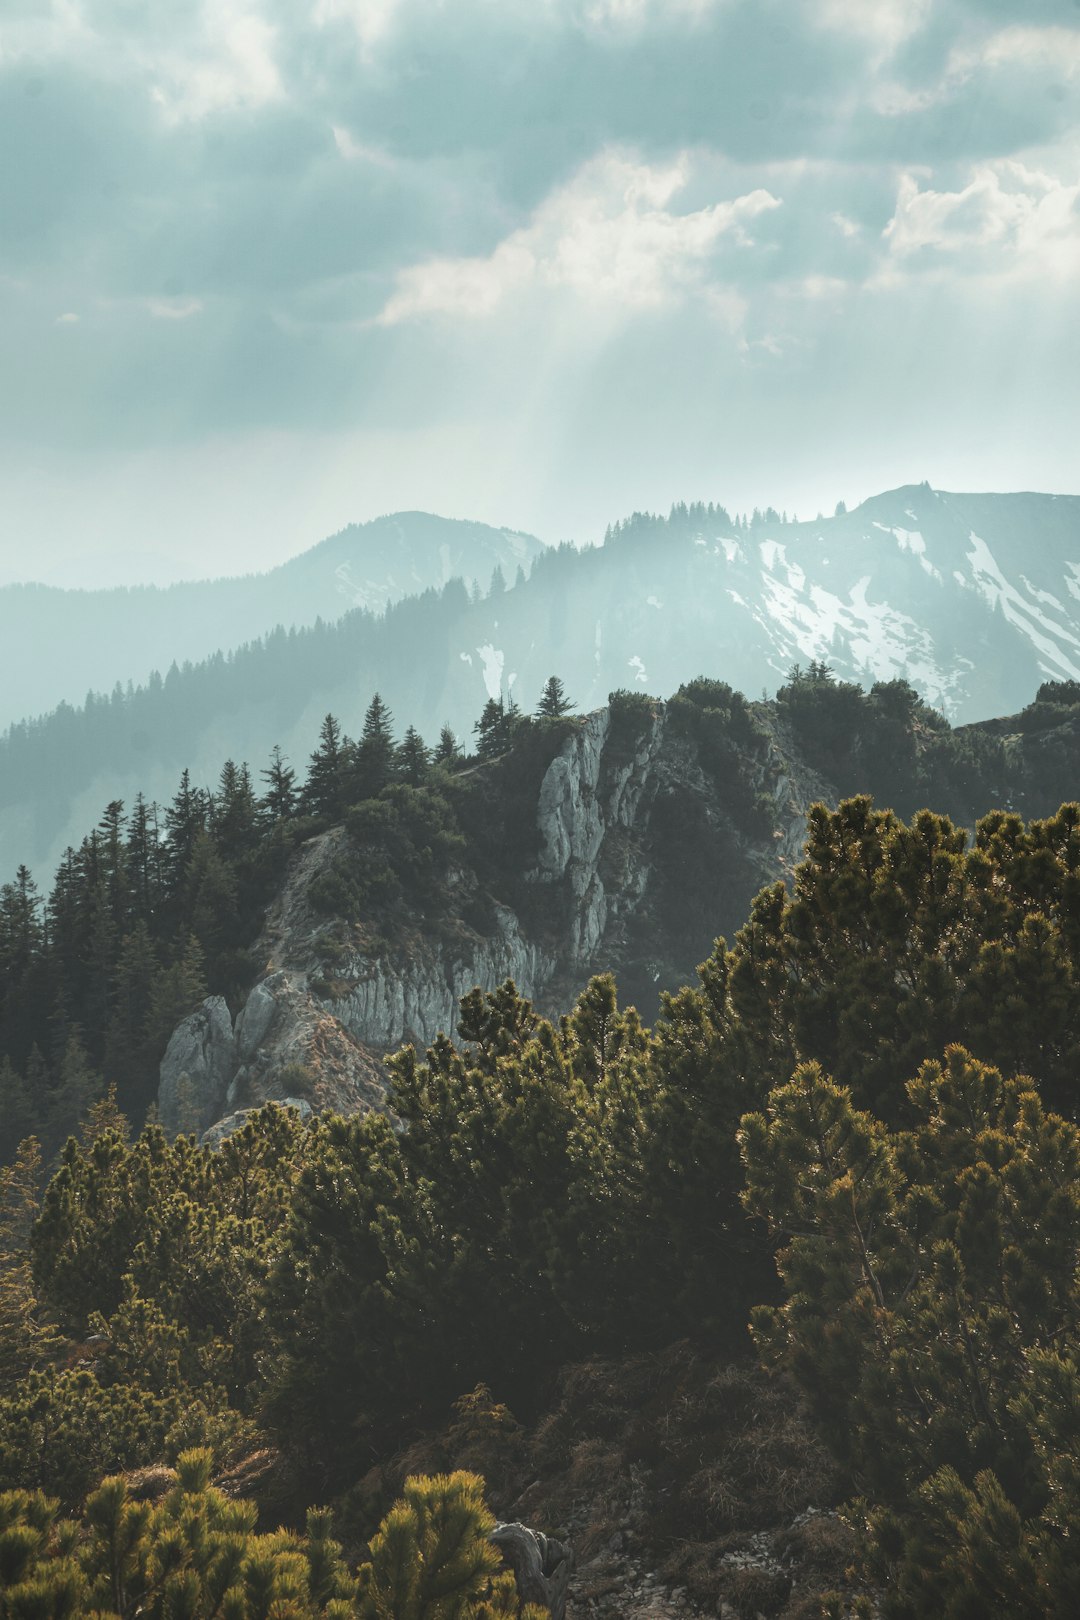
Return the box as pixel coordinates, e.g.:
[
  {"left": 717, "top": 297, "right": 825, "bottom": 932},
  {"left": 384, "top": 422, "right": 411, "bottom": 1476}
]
[{"left": 1, "top": 0, "right": 1079, "bottom": 586}]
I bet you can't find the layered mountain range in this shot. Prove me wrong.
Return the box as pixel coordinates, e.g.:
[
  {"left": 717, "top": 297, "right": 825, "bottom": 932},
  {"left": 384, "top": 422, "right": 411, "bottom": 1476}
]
[
  {"left": 3, "top": 512, "right": 539, "bottom": 730},
  {"left": 4, "top": 483, "right": 1080, "bottom": 881}
]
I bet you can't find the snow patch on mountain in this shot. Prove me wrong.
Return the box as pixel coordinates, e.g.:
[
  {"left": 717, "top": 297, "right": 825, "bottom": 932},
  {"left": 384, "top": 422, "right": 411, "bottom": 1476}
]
[
  {"left": 477, "top": 644, "right": 505, "bottom": 698},
  {"left": 872, "top": 521, "right": 941, "bottom": 581},
  {"left": 966, "top": 533, "right": 1080, "bottom": 679}
]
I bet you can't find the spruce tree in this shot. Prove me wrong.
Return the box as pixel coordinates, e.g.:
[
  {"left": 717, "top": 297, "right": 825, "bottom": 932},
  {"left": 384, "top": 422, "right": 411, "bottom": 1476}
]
[
  {"left": 352, "top": 694, "right": 396, "bottom": 800},
  {"left": 396, "top": 725, "right": 430, "bottom": 789},
  {"left": 303, "top": 715, "right": 347, "bottom": 820},
  {"left": 164, "top": 770, "right": 207, "bottom": 890},
  {"left": 474, "top": 697, "right": 510, "bottom": 761},
  {"left": 434, "top": 724, "right": 461, "bottom": 767},
  {"left": 260, "top": 745, "right": 297, "bottom": 822},
  {"left": 213, "top": 760, "right": 258, "bottom": 860},
  {"left": 537, "top": 675, "right": 573, "bottom": 717}
]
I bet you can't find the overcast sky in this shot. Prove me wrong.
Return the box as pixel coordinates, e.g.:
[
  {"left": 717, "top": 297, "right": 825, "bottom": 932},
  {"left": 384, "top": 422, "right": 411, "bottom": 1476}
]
[{"left": 2, "top": 0, "right": 1079, "bottom": 585}]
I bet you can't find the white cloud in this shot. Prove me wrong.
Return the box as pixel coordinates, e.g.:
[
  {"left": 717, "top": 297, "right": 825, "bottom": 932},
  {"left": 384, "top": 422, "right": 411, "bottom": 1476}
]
[
  {"left": 951, "top": 25, "right": 1080, "bottom": 80},
  {"left": 884, "top": 162, "right": 1080, "bottom": 277},
  {"left": 873, "top": 22, "right": 1080, "bottom": 120},
  {"left": 377, "top": 151, "right": 780, "bottom": 324},
  {"left": 149, "top": 3, "right": 282, "bottom": 123},
  {"left": 331, "top": 125, "right": 397, "bottom": 167},
  {"left": 811, "top": 0, "right": 931, "bottom": 64},
  {"left": 54, "top": 311, "right": 79, "bottom": 325},
  {"left": 146, "top": 297, "right": 204, "bottom": 320},
  {"left": 313, "top": 0, "right": 402, "bottom": 54}
]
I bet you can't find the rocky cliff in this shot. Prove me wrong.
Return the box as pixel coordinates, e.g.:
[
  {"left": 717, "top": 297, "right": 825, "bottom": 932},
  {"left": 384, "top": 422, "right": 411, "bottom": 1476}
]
[
  {"left": 159, "top": 693, "right": 828, "bottom": 1140},
  {"left": 160, "top": 675, "right": 1080, "bottom": 1144}
]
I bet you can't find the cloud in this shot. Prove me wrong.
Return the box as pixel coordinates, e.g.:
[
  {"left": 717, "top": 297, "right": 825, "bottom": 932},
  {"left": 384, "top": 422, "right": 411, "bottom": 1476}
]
[
  {"left": 148, "top": 3, "right": 283, "bottom": 123},
  {"left": 810, "top": 0, "right": 932, "bottom": 63},
  {"left": 884, "top": 162, "right": 1080, "bottom": 277},
  {"left": 377, "top": 151, "right": 780, "bottom": 324},
  {"left": 146, "top": 297, "right": 204, "bottom": 320}
]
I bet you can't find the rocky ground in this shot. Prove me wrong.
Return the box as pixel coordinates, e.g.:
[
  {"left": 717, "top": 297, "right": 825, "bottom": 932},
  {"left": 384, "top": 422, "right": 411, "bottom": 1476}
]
[{"left": 357, "top": 1343, "right": 871, "bottom": 1620}]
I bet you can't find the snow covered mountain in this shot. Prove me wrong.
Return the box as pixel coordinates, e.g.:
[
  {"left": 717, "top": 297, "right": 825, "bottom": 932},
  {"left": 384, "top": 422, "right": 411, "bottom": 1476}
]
[
  {"left": 585, "top": 484, "right": 1080, "bottom": 723},
  {"left": 3, "top": 482, "right": 1079, "bottom": 883}
]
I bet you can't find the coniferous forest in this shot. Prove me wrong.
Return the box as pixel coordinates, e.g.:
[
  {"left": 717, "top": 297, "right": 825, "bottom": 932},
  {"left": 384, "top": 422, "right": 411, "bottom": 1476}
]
[
  {"left": 2, "top": 665, "right": 1080, "bottom": 1616},
  {"left": 7, "top": 1, "right": 1079, "bottom": 1611}
]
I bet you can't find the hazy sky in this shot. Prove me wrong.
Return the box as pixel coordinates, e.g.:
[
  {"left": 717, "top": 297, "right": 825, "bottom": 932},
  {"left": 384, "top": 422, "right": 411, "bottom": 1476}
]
[{"left": 2, "top": 0, "right": 1079, "bottom": 585}]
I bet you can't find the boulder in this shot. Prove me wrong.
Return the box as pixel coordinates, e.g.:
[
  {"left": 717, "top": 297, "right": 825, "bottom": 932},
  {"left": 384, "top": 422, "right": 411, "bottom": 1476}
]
[{"left": 158, "top": 996, "right": 236, "bottom": 1136}]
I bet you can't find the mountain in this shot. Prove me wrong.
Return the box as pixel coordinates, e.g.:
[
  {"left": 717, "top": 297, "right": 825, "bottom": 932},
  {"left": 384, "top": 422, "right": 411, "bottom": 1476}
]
[
  {"left": 0, "top": 512, "right": 540, "bottom": 731},
  {"left": 3, "top": 483, "right": 1080, "bottom": 882},
  {"left": 150, "top": 677, "right": 1080, "bottom": 1143}
]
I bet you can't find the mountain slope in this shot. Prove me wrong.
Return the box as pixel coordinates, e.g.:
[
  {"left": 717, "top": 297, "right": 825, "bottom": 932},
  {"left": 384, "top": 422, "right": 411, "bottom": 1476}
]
[
  {"left": 1, "top": 512, "right": 540, "bottom": 730},
  {"left": 154, "top": 679, "right": 1080, "bottom": 1141},
  {"left": 3, "top": 483, "right": 1080, "bottom": 880}
]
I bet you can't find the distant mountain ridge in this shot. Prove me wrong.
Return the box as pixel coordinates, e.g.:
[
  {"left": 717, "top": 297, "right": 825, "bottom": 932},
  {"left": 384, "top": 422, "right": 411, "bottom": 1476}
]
[
  {"left": 3, "top": 512, "right": 540, "bottom": 730},
  {"left": 3, "top": 482, "right": 1080, "bottom": 880}
]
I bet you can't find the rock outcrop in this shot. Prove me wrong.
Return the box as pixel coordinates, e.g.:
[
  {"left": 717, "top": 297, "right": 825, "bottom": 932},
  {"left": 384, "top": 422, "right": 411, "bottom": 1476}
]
[
  {"left": 158, "top": 997, "right": 236, "bottom": 1136},
  {"left": 159, "top": 696, "right": 823, "bottom": 1138}
]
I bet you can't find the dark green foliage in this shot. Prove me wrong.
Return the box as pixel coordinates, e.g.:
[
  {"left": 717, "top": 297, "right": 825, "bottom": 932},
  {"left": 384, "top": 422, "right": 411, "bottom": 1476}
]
[
  {"left": 434, "top": 725, "right": 462, "bottom": 767},
  {"left": 310, "top": 786, "right": 465, "bottom": 921},
  {"left": 717, "top": 795, "right": 1080, "bottom": 1120},
  {"left": 396, "top": 725, "right": 430, "bottom": 789},
  {"left": 536, "top": 676, "right": 573, "bottom": 718},
  {"left": 2, "top": 783, "right": 1080, "bottom": 1620},
  {"left": 740, "top": 1047, "right": 1080, "bottom": 1616},
  {"left": 304, "top": 715, "right": 349, "bottom": 822},
  {"left": 776, "top": 661, "right": 869, "bottom": 778},
  {"left": 0, "top": 1458, "right": 536, "bottom": 1620},
  {"left": 667, "top": 678, "right": 771, "bottom": 837},
  {"left": 472, "top": 697, "right": 519, "bottom": 762},
  {"left": 260, "top": 744, "right": 299, "bottom": 822},
  {"left": 351, "top": 694, "right": 396, "bottom": 802},
  {"left": 265, "top": 965, "right": 761, "bottom": 1483},
  {"left": 605, "top": 688, "right": 655, "bottom": 763}
]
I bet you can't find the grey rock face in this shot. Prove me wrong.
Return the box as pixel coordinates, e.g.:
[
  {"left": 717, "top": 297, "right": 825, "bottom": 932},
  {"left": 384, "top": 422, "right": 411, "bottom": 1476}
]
[
  {"left": 159, "top": 694, "right": 822, "bottom": 1139},
  {"left": 158, "top": 997, "right": 236, "bottom": 1136},
  {"left": 200, "top": 1096, "right": 313, "bottom": 1150},
  {"left": 326, "top": 902, "right": 557, "bottom": 1052}
]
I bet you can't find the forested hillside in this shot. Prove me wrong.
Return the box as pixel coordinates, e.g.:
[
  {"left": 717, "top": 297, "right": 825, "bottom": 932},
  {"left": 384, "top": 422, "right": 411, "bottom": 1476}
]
[
  {"left": 5, "top": 667, "right": 1080, "bottom": 1166},
  {"left": 4, "top": 484, "right": 1080, "bottom": 882},
  {"left": 0, "top": 513, "right": 540, "bottom": 732},
  {"left": 5, "top": 773, "right": 1080, "bottom": 1613}
]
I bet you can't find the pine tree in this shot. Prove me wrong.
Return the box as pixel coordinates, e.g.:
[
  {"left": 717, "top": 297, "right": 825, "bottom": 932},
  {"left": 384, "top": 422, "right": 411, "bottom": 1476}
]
[
  {"left": 396, "top": 726, "right": 430, "bottom": 789},
  {"left": 357, "top": 1473, "right": 545, "bottom": 1620},
  {"left": 473, "top": 692, "right": 523, "bottom": 761},
  {"left": 303, "top": 715, "right": 347, "bottom": 820},
  {"left": 126, "top": 795, "right": 164, "bottom": 926},
  {"left": 260, "top": 745, "right": 297, "bottom": 822},
  {"left": 104, "top": 922, "right": 158, "bottom": 1108},
  {"left": 434, "top": 725, "right": 461, "bottom": 767},
  {"left": 182, "top": 832, "right": 240, "bottom": 970},
  {"left": 213, "top": 760, "right": 258, "bottom": 860},
  {"left": 165, "top": 770, "right": 207, "bottom": 889},
  {"left": 537, "top": 675, "right": 573, "bottom": 717},
  {"left": 352, "top": 694, "right": 396, "bottom": 801}
]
